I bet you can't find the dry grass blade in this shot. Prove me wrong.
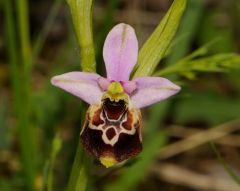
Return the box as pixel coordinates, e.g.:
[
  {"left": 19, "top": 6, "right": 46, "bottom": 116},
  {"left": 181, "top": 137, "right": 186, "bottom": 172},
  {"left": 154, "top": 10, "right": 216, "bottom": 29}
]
[
  {"left": 151, "top": 162, "right": 240, "bottom": 191},
  {"left": 157, "top": 119, "right": 240, "bottom": 160},
  {"left": 167, "top": 125, "right": 240, "bottom": 147}
]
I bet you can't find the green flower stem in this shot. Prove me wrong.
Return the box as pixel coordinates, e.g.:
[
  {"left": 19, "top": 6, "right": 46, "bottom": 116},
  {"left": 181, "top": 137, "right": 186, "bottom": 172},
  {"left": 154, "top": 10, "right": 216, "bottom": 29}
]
[
  {"left": 67, "top": 142, "right": 93, "bottom": 191},
  {"left": 66, "top": 0, "right": 96, "bottom": 190},
  {"left": 67, "top": 0, "right": 96, "bottom": 72},
  {"left": 67, "top": 104, "right": 93, "bottom": 191}
]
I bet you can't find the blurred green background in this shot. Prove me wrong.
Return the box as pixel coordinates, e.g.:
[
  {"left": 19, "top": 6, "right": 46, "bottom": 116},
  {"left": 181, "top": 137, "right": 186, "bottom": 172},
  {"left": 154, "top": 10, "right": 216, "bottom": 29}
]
[{"left": 0, "top": 0, "right": 240, "bottom": 190}]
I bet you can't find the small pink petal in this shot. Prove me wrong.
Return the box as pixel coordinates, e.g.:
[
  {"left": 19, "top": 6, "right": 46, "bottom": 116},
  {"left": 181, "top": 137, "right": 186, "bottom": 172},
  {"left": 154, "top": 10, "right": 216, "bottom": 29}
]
[
  {"left": 98, "top": 77, "right": 111, "bottom": 91},
  {"left": 130, "top": 77, "right": 181, "bottom": 108},
  {"left": 121, "top": 81, "right": 137, "bottom": 95},
  {"left": 103, "top": 23, "right": 138, "bottom": 81},
  {"left": 51, "top": 72, "right": 103, "bottom": 104}
]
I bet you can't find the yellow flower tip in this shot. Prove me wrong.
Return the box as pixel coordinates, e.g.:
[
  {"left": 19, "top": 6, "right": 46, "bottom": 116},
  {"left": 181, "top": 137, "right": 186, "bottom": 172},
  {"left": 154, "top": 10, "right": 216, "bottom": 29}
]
[
  {"left": 100, "top": 156, "right": 117, "bottom": 168},
  {"left": 102, "top": 81, "right": 129, "bottom": 103},
  {"left": 107, "top": 81, "right": 124, "bottom": 95}
]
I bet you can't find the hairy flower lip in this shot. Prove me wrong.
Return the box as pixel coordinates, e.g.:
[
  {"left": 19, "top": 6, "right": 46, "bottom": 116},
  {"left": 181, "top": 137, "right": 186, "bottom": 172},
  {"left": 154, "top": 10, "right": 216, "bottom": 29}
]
[{"left": 80, "top": 103, "right": 143, "bottom": 164}]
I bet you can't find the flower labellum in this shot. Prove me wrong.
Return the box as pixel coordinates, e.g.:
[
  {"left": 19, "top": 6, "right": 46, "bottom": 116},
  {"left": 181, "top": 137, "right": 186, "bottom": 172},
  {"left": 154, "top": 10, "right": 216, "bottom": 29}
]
[{"left": 51, "top": 23, "right": 180, "bottom": 168}]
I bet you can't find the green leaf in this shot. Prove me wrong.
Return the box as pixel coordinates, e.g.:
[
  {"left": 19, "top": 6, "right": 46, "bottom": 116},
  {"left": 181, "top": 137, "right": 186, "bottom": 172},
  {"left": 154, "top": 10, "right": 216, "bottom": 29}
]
[
  {"left": 132, "top": 0, "right": 187, "bottom": 78},
  {"left": 156, "top": 53, "right": 240, "bottom": 78},
  {"left": 67, "top": 0, "right": 96, "bottom": 72},
  {"left": 184, "top": 53, "right": 240, "bottom": 72},
  {"left": 166, "top": 0, "right": 204, "bottom": 65}
]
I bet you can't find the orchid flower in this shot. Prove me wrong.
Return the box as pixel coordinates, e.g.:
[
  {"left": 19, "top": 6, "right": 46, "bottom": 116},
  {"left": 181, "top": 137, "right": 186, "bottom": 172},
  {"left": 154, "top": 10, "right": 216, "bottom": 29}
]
[{"left": 51, "top": 23, "right": 180, "bottom": 168}]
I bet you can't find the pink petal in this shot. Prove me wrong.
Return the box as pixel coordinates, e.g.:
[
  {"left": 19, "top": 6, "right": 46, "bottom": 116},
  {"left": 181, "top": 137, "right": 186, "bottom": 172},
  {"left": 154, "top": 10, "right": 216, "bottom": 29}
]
[
  {"left": 51, "top": 72, "right": 103, "bottom": 104},
  {"left": 98, "top": 77, "right": 111, "bottom": 91},
  {"left": 130, "top": 77, "right": 181, "bottom": 108},
  {"left": 103, "top": 23, "right": 138, "bottom": 81},
  {"left": 121, "top": 81, "right": 137, "bottom": 95}
]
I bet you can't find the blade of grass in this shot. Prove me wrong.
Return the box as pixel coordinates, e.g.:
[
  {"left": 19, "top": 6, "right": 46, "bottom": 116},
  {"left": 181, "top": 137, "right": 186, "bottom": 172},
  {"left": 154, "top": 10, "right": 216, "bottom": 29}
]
[
  {"left": 132, "top": 0, "right": 186, "bottom": 78},
  {"left": 17, "top": 0, "right": 32, "bottom": 70},
  {"left": 155, "top": 53, "right": 240, "bottom": 78},
  {"left": 5, "top": 0, "right": 37, "bottom": 190},
  {"left": 3, "top": 0, "right": 19, "bottom": 100},
  {"left": 156, "top": 119, "right": 240, "bottom": 160},
  {"left": 166, "top": 0, "right": 204, "bottom": 65},
  {"left": 16, "top": 0, "right": 38, "bottom": 190}
]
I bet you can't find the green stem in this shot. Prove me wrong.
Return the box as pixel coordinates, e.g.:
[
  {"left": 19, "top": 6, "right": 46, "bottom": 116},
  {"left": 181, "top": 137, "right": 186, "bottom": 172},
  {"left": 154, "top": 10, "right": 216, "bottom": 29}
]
[
  {"left": 67, "top": 103, "right": 93, "bottom": 191},
  {"left": 66, "top": 0, "right": 96, "bottom": 190},
  {"left": 67, "top": 143, "right": 93, "bottom": 191},
  {"left": 67, "top": 0, "right": 96, "bottom": 72},
  {"left": 67, "top": 102, "right": 93, "bottom": 191}
]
